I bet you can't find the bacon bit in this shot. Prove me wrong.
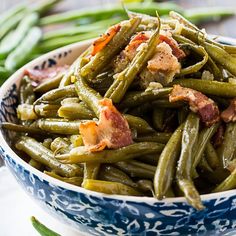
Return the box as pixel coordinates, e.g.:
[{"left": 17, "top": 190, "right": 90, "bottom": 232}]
[
  {"left": 221, "top": 98, "right": 236, "bottom": 123},
  {"left": 147, "top": 42, "right": 181, "bottom": 74},
  {"left": 79, "top": 98, "right": 133, "bottom": 152},
  {"left": 212, "top": 125, "right": 225, "bottom": 148},
  {"left": 24, "top": 65, "right": 69, "bottom": 84},
  {"left": 91, "top": 24, "right": 121, "bottom": 56},
  {"left": 159, "top": 35, "right": 186, "bottom": 59},
  {"left": 169, "top": 85, "right": 220, "bottom": 126}
]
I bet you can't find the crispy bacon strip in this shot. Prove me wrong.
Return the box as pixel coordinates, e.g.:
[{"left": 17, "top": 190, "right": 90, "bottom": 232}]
[
  {"left": 91, "top": 24, "right": 121, "bottom": 56},
  {"left": 79, "top": 98, "right": 133, "bottom": 152},
  {"left": 159, "top": 34, "right": 186, "bottom": 59},
  {"left": 221, "top": 98, "right": 236, "bottom": 123},
  {"left": 24, "top": 65, "right": 68, "bottom": 84},
  {"left": 169, "top": 85, "right": 220, "bottom": 126}
]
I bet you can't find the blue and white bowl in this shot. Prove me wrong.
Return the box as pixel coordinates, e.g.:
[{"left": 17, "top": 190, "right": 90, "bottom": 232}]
[{"left": 0, "top": 38, "right": 236, "bottom": 236}]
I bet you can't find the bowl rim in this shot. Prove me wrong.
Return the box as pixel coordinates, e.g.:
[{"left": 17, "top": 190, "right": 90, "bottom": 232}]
[{"left": 1, "top": 36, "right": 236, "bottom": 205}]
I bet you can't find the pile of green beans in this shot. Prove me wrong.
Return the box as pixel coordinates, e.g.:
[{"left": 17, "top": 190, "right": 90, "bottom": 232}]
[
  {"left": 0, "top": 0, "right": 234, "bottom": 85},
  {"left": 2, "top": 8, "right": 236, "bottom": 212}
]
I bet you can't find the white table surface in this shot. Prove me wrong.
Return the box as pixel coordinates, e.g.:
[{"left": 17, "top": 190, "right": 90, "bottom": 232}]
[{"left": 0, "top": 167, "right": 85, "bottom": 236}]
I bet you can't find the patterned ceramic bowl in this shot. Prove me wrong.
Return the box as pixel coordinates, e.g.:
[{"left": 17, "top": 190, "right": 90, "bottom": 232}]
[{"left": 1, "top": 38, "right": 236, "bottom": 236}]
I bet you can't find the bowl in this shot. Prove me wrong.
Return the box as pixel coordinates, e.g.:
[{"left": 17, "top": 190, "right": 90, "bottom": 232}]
[{"left": 1, "top": 37, "right": 236, "bottom": 236}]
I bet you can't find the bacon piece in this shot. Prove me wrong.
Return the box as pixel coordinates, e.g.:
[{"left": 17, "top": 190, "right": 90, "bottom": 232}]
[
  {"left": 159, "top": 34, "right": 185, "bottom": 59},
  {"left": 169, "top": 85, "right": 220, "bottom": 126},
  {"left": 221, "top": 98, "right": 236, "bottom": 123},
  {"left": 91, "top": 24, "right": 121, "bottom": 56},
  {"left": 79, "top": 98, "right": 133, "bottom": 152},
  {"left": 24, "top": 65, "right": 69, "bottom": 84}
]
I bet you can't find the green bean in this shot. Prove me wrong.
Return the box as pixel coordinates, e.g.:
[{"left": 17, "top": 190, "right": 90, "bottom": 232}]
[
  {"left": 171, "top": 79, "right": 236, "bottom": 98},
  {"left": 192, "top": 123, "right": 219, "bottom": 176},
  {"left": 136, "top": 180, "right": 154, "bottom": 195},
  {"left": 202, "top": 41, "right": 236, "bottom": 77},
  {"left": 58, "top": 102, "right": 95, "bottom": 120},
  {"left": 83, "top": 179, "right": 143, "bottom": 196},
  {"left": 198, "top": 155, "right": 213, "bottom": 173},
  {"left": 34, "top": 73, "right": 65, "bottom": 93},
  {"left": 213, "top": 167, "right": 236, "bottom": 193},
  {"left": 152, "top": 98, "right": 184, "bottom": 108},
  {"left": 32, "top": 0, "right": 62, "bottom": 15},
  {"left": 176, "top": 113, "right": 204, "bottom": 210},
  {"left": 154, "top": 124, "right": 183, "bottom": 199},
  {"left": 39, "top": 3, "right": 182, "bottom": 25},
  {"left": 43, "top": 17, "right": 120, "bottom": 41},
  {"left": 34, "top": 118, "right": 86, "bottom": 135},
  {"left": 56, "top": 142, "right": 164, "bottom": 164},
  {"left": 19, "top": 76, "right": 35, "bottom": 105},
  {"left": 16, "top": 136, "right": 82, "bottom": 177},
  {"left": 34, "top": 85, "right": 77, "bottom": 105},
  {"left": 74, "top": 75, "right": 102, "bottom": 117},
  {"left": 205, "top": 142, "right": 220, "bottom": 170},
  {"left": 136, "top": 154, "right": 160, "bottom": 165},
  {"left": 152, "top": 108, "right": 165, "bottom": 131},
  {"left": 39, "top": 32, "right": 101, "bottom": 52},
  {"left": 206, "top": 56, "right": 224, "bottom": 81},
  {"left": 5, "top": 27, "right": 42, "bottom": 71},
  {"left": 29, "top": 159, "right": 42, "bottom": 170},
  {"left": 50, "top": 137, "right": 71, "bottom": 154},
  {"left": 124, "top": 114, "right": 154, "bottom": 134},
  {"left": 0, "top": 11, "right": 24, "bottom": 40},
  {"left": 218, "top": 123, "right": 236, "bottom": 168},
  {"left": 178, "top": 44, "right": 208, "bottom": 76},
  {"left": 178, "top": 106, "right": 189, "bottom": 125},
  {"left": 99, "top": 165, "right": 138, "bottom": 188},
  {"left": 42, "top": 138, "right": 53, "bottom": 149},
  {"left": 83, "top": 163, "right": 100, "bottom": 183},
  {"left": 115, "top": 160, "right": 156, "bottom": 179},
  {"left": 134, "top": 132, "right": 171, "bottom": 144},
  {"left": 45, "top": 171, "right": 83, "bottom": 186},
  {"left": 0, "top": 13, "right": 38, "bottom": 58},
  {"left": 129, "top": 102, "right": 153, "bottom": 116},
  {"left": 119, "top": 88, "right": 172, "bottom": 109},
  {"left": 80, "top": 17, "right": 141, "bottom": 81},
  {"left": 31, "top": 216, "right": 61, "bottom": 236},
  {"left": 105, "top": 18, "right": 160, "bottom": 103},
  {"left": 1, "top": 122, "right": 48, "bottom": 135},
  {"left": 34, "top": 104, "right": 60, "bottom": 118}
]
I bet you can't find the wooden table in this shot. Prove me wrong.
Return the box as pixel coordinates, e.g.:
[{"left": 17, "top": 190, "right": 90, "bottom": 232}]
[{"left": 1, "top": 0, "right": 236, "bottom": 38}]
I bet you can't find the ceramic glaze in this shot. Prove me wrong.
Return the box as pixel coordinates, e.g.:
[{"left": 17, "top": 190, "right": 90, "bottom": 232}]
[{"left": 0, "top": 39, "right": 236, "bottom": 236}]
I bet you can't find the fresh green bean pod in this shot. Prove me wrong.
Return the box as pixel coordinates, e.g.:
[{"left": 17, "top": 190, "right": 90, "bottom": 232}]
[
  {"left": 32, "top": 0, "right": 62, "bottom": 15},
  {"left": 99, "top": 165, "right": 138, "bottom": 188},
  {"left": 124, "top": 114, "right": 154, "bottom": 134},
  {"left": 119, "top": 88, "right": 172, "bottom": 109},
  {"left": 105, "top": 19, "right": 160, "bottom": 103},
  {"left": 56, "top": 142, "right": 164, "bottom": 164},
  {"left": 171, "top": 79, "right": 236, "bottom": 98},
  {"left": 218, "top": 123, "right": 236, "bottom": 168},
  {"left": 5, "top": 27, "right": 42, "bottom": 71},
  {"left": 80, "top": 17, "right": 141, "bottom": 81},
  {"left": 45, "top": 171, "right": 83, "bottom": 186},
  {"left": 176, "top": 113, "right": 204, "bottom": 210},
  {"left": 0, "top": 11, "right": 24, "bottom": 40},
  {"left": 134, "top": 132, "right": 171, "bottom": 144},
  {"left": 75, "top": 75, "right": 102, "bottom": 117},
  {"left": 0, "top": 13, "right": 39, "bottom": 58},
  {"left": 205, "top": 142, "right": 220, "bottom": 170},
  {"left": 154, "top": 124, "right": 183, "bottom": 199},
  {"left": 15, "top": 136, "right": 82, "bottom": 177},
  {"left": 31, "top": 216, "right": 61, "bottom": 236},
  {"left": 83, "top": 179, "right": 143, "bottom": 196},
  {"left": 34, "top": 118, "right": 86, "bottom": 135},
  {"left": 115, "top": 160, "right": 156, "bottom": 179},
  {"left": 34, "top": 85, "right": 77, "bottom": 105}
]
